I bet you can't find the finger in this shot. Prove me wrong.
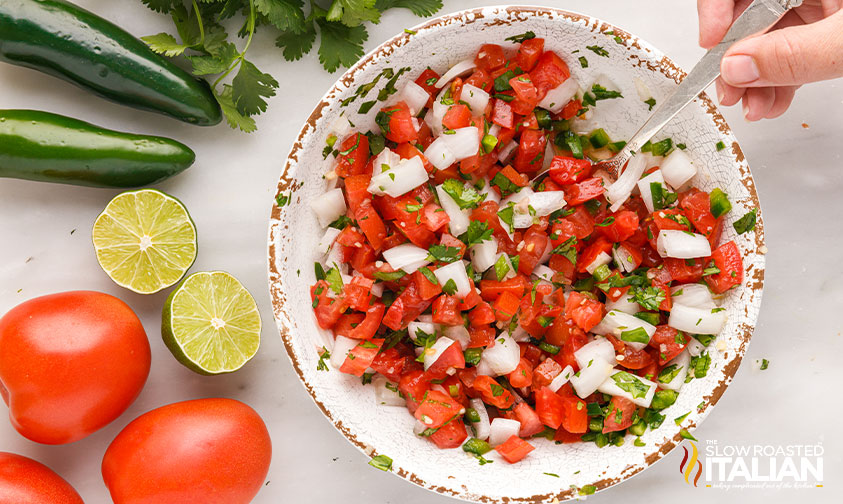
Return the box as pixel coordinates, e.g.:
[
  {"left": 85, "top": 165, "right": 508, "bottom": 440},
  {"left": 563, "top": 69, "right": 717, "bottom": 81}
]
[
  {"left": 741, "top": 87, "right": 776, "bottom": 121},
  {"left": 721, "top": 10, "right": 843, "bottom": 87},
  {"left": 765, "top": 86, "right": 799, "bottom": 119},
  {"left": 698, "top": 0, "right": 736, "bottom": 48},
  {"left": 715, "top": 77, "right": 746, "bottom": 106}
]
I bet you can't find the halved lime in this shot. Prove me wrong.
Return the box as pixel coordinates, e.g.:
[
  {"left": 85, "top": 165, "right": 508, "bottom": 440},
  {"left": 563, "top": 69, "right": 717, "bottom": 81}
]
[
  {"left": 162, "top": 271, "right": 261, "bottom": 375},
  {"left": 92, "top": 189, "right": 197, "bottom": 294}
]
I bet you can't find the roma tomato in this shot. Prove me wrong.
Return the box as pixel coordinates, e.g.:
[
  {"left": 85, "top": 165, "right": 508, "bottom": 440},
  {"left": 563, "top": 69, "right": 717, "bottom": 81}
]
[
  {"left": 102, "top": 398, "right": 271, "bottom": 504},
  {"left": 0, "top": 452, "right": 83, "bottom": 504},
  {"left": 0, "top": 291, "right": 150, "bottom": 444}
]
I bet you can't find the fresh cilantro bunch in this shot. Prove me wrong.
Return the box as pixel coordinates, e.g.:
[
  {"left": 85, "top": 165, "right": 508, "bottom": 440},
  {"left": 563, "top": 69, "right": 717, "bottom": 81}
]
[{"left": 139, "top": 0, "right": 444, "bottom": 132}]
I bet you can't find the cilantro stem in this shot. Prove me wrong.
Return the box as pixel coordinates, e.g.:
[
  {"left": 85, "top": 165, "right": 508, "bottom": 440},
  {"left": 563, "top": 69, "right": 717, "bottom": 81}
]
[
  {"left": 212, "top": 0, "right": 256, "bottom": 90},
  {"left": 191, "top": 0, "right": 205, "bottom": 47}
]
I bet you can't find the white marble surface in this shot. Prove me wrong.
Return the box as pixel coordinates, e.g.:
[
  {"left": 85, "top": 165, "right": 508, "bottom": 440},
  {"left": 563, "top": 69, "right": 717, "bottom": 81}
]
[{"left": 0, "top": 1, "right": 840, "bottom": 503}]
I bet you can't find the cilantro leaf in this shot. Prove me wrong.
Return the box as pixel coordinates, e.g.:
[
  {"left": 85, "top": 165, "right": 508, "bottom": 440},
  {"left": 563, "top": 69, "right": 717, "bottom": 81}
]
[
  {"left": 254, "top": 0, "right": 307, "bottom": 33},
  {"left": 459, "top": 221, "right": 493, "bottom": 247},
  {"left": 141, "top": 0, "right": 179, "bottom": 14},
  {"left": 327, "top": 0, "right": 381, "bottom": 27},
  {"left": 276, "top": 21, "right": 317, "bottom": 61},
  {"left": 733, "top": 208, "right": 757, "bottom": 234},
  {"left": 497, "top": 204, "right": 515, "bottom": 233},
  {"left": 232, "top": 59, "right": 279, "bottom": 116},
  {"left": 611, "top": 371, "right": 650, "bottom": 399},
  {"left": 141, "top": 32, "right": 190, "bottom": 57},
  {"left": 442, "top": 179, "right": 484, "bottom": 209},
  {"left": 374, "top": 0, "right": 443, "bottom": 16},
  {"left": 650, "top": 182, "right": 678, "bottom": 210},
  {"left": 187, "top": 42, "right": 238, "bottom": 75},
  {"left": 489, "top": 172, "right": 521, "bottom": 197},
  {"left": 441, "top": 278, "right": 458, "bottom": 295},
  {"left": 428, "top": 245, "right": 462, "bottom": 263},
  {"left": 551, "top": 236, "right": 577, "bottom": 266},
  {"left": 504, "top": 31, "right": 536, "bottom": 43},
  {"left": 317, "top": 18, "right": 368, "bottom": 73},
  {"left": 628, "top": 286, "right": 666, "bottom": 311},
  {"left": 215, "top": 85, "right": 257, "bottom": 133}
]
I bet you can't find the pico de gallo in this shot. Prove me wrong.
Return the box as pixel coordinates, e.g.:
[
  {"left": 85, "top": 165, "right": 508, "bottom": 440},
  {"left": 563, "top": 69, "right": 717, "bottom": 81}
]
[{"left": 308, "top": 34, "right": 747, "bottom": 465}]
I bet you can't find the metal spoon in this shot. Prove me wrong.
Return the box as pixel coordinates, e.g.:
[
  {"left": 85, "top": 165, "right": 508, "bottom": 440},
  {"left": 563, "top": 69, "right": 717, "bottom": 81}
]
[{"left": 533, "top": 0, "right": 803, "bottom": 181}]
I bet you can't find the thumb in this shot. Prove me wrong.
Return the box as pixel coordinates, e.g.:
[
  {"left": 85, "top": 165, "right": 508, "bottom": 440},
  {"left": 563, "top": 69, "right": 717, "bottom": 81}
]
[{"left": 720, "top": 10, "right": 843, "bottom": 87}]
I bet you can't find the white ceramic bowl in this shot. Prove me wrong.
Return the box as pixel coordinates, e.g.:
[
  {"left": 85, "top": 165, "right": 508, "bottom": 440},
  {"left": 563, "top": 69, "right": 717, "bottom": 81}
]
[{"left": 268, "top": 6, "right": 766, "bottom": 502}]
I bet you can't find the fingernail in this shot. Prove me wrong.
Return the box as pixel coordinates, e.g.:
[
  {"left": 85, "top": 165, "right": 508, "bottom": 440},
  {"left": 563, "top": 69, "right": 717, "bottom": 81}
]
[
  {"left": 742, "top": 100, "right": 752, "bottom": 121},
  {"left": 715, "top": 80, "right": 725, "bottom": 104},
  {"left": 722, "top": 55, "right": 760, "bottom": 85}
]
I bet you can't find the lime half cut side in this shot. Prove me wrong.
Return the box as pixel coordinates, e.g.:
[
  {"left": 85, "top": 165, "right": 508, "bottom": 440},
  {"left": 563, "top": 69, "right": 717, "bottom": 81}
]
[
  {"left": 163, "top": 271, "right": 261, "bottom": 375},
  {"left": 92, "top": 189, "right": 197, "bottom": 294}
]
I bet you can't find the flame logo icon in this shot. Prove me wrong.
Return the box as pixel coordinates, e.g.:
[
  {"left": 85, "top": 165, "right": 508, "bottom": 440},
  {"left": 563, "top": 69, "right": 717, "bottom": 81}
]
[{"left": 679, "top": 441, "right": 703, "bottom": 487}]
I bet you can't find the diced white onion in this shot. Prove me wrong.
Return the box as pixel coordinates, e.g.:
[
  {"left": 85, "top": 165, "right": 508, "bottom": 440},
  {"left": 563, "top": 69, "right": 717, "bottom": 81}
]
[
  {"left": 436, "top": 184, "right": 471, "bottom": 236},
  {"left": 370, "top": 282, "right": 384, "bottom": 297},
  {"left": 668, "top": 303, "right": 728, "bottom": 334},
  {"left": 330, "top": 115, "right": 353, "bottom": 136},
  {"left": 606, "top": 154, "right": 647, "bottom": 212},
  {"left": 372, "top": 148, "right": 402, "bottom": 175},
  {"left": 383, "top": 243, "right": 431, "bottom": 273},
  {"left": 686, "top": 337, "right": 707, "bottom": 357},
  {"left": 597, "top": 370, "right": 657, "bottom": 407},
  {"left": 408, "top": 321, "right": 437, "bottom": 341},
  {"left": 435, "top": 59, "right": 476, "bottom": 89},
  {"left": 425, "top": 137, "right": 457, "bottom": 171},
  {"left": 470, "top": 236, "right": 498, "bottom": 272},
  {"left": 547, "top": 365, "right": 575, "bottom": 392},
  {"left": 469, "top": 398, "right": 491, "bottom": 441},
  {"left": 613, "top": 243, "right": 640, "bottom": 274},
  {"left": 311, "top": 188, "right": 347, "bottom": 228},
  {"left": 637, "top": 169, "right": 665, "bottom": 213},
  {"left": 660, "top": 148, "right": 697, "bottom": 189},
  {"left": 634, "top": 77, "right": 654, "bottom": 101},
  {"left": 441, "top": 127, "right": 480, "bottom": 161},
  {"left": 498, "top": 140, "right": 518, "bottom": 163},
  {"left": 591, "top": 310, "right": 656, "bottom": 350},
  {"left": 570, "top": 357, "right": 615, "bottom": 398},
  {"left": 433, "top": 260, "right": 471, "bottom": 298},
  {"left": 476, "top": 178, "right": 501, "bottom": 205},
  {"left": 444, "top": 325, "right": 471, "bottom": 350},
  {"left": 574, "top": 338, "right": 618, "bottom": 369},
  {"left": 423, "top": 337, "right": 457, "bottom": 370},
  {"left": 532, "top": 264, "right": 555, "bottom": 283},
  {"left": 657, "top": 230, "right": 712, "bottom": 259},
  {"left": 477, "top": 332, "right": 520, "bottom": 376},
  {"left": 368, "top": 156, "right": 428, "bottom": 197},
  {"left": 605, "top": 291, "right": 640, "bottom": 314},
  {"left": 490, "top": 253, "right": 517, "bottom": 281},
  {"left": 537, "top": 77, "right": 580, "bottom": 114},
  {"left": 528, "top": 191, "right": 567, "bottom": 217},
  {"left": 585, "top": 251, "right": 613, "bottom": 275},
  {"left": 489, "top": 418, "right": 521, "bottom": 447},
  {"left": 317, "top": 227, "right": 341, "bottom": 255},
  {"left": 401, "top": 80, "right": 430, "bottom": 115},
  {"left": 373, "top": 375, "right": 405, "bottom": 407},
  {"left": 659, "top": 350, "right": 691, "bottom": 392},
  {"left": 671, "top": 284, "right": 716, "bottom": 309},
  {"left": 330, "top": 336, "right": 359, "bottom": 369},
  {"left": 461, "top": 83, "right": 490, "bottom": 113}
]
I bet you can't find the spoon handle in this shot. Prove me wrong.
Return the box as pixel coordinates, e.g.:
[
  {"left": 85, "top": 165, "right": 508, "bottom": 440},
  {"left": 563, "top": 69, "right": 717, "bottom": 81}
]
[{"left": 602, "top": 0, "right": 800, "bottom": 175}]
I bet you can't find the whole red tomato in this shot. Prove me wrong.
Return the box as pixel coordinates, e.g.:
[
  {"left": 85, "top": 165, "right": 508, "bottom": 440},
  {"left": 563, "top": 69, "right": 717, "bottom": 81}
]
[
  {"left": 102, "top": 398, "right": 272, "bottom": 504},
  {"left": 0, "top": 452, "right": 83, "bottom": 504},
  {"left": 0, "top": 291, "right": 150, "bottom": 444}
]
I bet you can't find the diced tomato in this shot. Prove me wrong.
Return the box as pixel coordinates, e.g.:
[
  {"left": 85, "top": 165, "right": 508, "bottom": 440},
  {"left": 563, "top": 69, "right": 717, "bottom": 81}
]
[
  {"left": 532, "top": 357, "right": 563, "bottom": 391},
  {"left": 680, "top": 189, "right": 719, "bottom": 240},
  {"left": 615, "top": 339, "right": 655, "bottom": 370},
  {"left": 492, "top": 291, "right": 521, "bottom": 321},
  {"left": 563, "top": 177, "right": 605, "bottom": 205},
  {"left": 468, "top": 300, "right": 496, "bottom": 326},
  {"left": 468, "top": 325, "right": 496, "bottom": 348},
  {"left": 429, "top": 417, "right": 469, "bottom": 449},
  {"left": 559, "top": 99, "right": 582, "bottom": 120},
  {"left": 344, "top": 174, "right": 372, "bottom": 214},
  {"left": 491, "top": 98, "right": 515, "bottom": 129},
  {"left": 564, "top": 292, "right": 604, "bottom": 332},
  {"left": 333, "top": 313, "right": 364, "bottom": 338},
  {"left": 548, "top": 156, "right": 592, "bottom": 185},
  {"left": 517, "top": 227, "right": 549, "bottom": 275},
  {"left": 382, "top": 282, "right": 431, "bottom": 330},
  {"left": 346, "top": 302, "right": 384, "bottom": 340},
  {"left": 597, "top": 210, "right": 639, "bottom": 243},
  {"left": 370, "top": 348, "right": 408, "bottom": 382},
  {"left": 336, "top": 226, "right": 365, "bottom": 248},
  {"left": 509, "top": 358, "right": 534, "bottom": 388},
  {"left": 350, "top": 243, "right": 377, "bottom": 278},
  {"left": 334, "top": 133, "right": 370, "bottom": 177},
  {"left": 343, "top": 276, "right": 374, "bottom": 311},
  {"left": 465, "top": 69, "right": 494, "bottom": 93},
  {"left": 649, "top": 325, "right": 689, "bottom": 365},
  {"left": 425, "top": 341, "right": 466, "bottom": 381},
  {"left": 473, "top": 375, "right": 515, "bottom": 409},
  {"left": 310, "top": 280, "right": 345, "bottom": 329},
  {"left": 513, "top": 129, "right": 547, "bottom": 173},
  {"left": 515, "top": 37, "right": 544, "bottom": 71},
  {"left": 577, "top": 237, "right": 613, "bottom": 274},
  {"left": 559, "top": 395, "right": 588, "bottom": 433},
  {"left": 553, "top": 426, "right": 584, "bottom": 443},
  {"left": 664, "top": 257, "right": 704, "bottom": 283},
  {"left": 495, "top": 435, "right": 535, "bottom": 463},
  {"left": 420, "top": 203, "right": 450, "bottom": 232},
  {"left": 509, "top": 75, "right": 539, "bottom": 109},
  {"left": 339, "top": 338, "right": 384, "bottom": 377},
  {"left": 442, "top": 104, "right": 472, "bottom": 130},
  {"left": 554, "top": 328, "right": 587, "bottom": 371},
  {"left": 529, "top": 51, "right": 571, "bottom": 98},
  {"left": 474, "top": 44, "right": 507, "bottom": 71},
  {"left": 414, "top": 68, "right": 440, "bottom": 107},
  {"left": 398, "top": 368, "right": 429, "bottom": 413},
  {"left": 513, "top": 402, "right": 544, "bottom": 437},
  {"left": 479, "top": 276, "right": 528, "bottom": 301},
  {"left": 394, "top": 142, "right": 433, "bottom": 173},
  {"left": 414, "top": 269, "right": 441, "bottom": 300},
  {"left": 432, "top": 295, "right": 463, "bottom": 326},
  {"left": 414, "top": 390, "right": 463, "bottom": 429},
  {"left": 535, "top": 386, "right": 564, "bottom": 429},
  {"left": 355, "top": 200, "right": 387, "bottom": 250},
  {"left": 379, "top": 102, "right": 418, "bottom": 144},
  {"left": 705, "top": 241, "right": 743, "bottom": 294},
  {"left": 602, "top": 396, "right": 635, "bottom": 433}
]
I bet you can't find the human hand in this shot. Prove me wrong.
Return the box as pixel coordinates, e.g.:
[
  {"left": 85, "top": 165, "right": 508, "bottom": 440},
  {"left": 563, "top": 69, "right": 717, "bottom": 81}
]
[{"left": 697, "top": 0, "right": 843, "bottom": 120}]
